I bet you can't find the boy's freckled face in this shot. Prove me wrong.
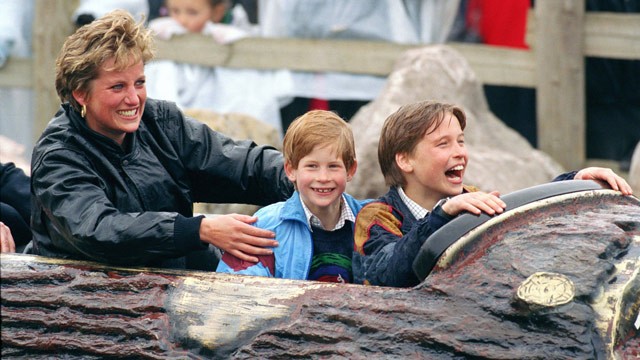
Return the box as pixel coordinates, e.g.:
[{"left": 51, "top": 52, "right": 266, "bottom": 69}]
[
  {"left": 402, "top": 112, "right": 468, "bottom": 204},
  {"left": 285, "top": 145, "right": 355, "bottom": 216},
  {"left": 167, "top": 0, "right": 214, "bottom": 33}
]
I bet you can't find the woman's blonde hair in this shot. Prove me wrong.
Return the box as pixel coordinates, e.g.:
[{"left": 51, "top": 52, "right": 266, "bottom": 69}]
[
  {"left": 55, "top": 9, "right": 155, "bottom": 112},
  {"left": 283, "top": 110, "right": 356, "bottom": 171}
]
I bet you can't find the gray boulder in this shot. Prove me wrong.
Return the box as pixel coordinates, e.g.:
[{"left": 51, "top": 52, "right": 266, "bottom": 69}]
[
  {"left": 629, "top": 141, "right": 640, "bottom": 194},
  {"left": 347, "top": 45, "right": 565, "bottom": 199}
]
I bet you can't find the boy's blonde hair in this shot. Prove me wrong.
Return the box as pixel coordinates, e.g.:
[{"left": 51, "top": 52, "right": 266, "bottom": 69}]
[
  {"left": 378, "top": 100, "right": 466, "bottom": 187},
  {"left": 55, "top": 9, "right": 156, "bottom": 113},
  {"left": 283, "top": 110, "right": 356, "bottom": 171}
]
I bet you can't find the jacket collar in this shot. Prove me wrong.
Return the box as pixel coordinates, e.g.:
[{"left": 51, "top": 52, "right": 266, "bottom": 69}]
[
  {"left": 280, "top": 191, "right": 307, "bottom": 223},
  {"left": 64, "top": 102, "right": 137, "bottom": 156}
]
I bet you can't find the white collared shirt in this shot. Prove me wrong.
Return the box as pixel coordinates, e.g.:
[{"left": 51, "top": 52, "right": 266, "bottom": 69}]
[
  {"left": 301, "top": 195, "right": 355, "bottom": 231},
  {"left": 397, "top": 186, "right": 429, "bottom": 220}
]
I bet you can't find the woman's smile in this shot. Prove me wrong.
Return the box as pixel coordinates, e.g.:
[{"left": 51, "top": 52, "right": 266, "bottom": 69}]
[{"left": 73, "top": 58, "right": 147, "bottom": 145}]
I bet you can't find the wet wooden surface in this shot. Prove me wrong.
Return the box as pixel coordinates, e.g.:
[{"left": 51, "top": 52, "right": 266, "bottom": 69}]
[{"left": 1, "top": 190, "right": 639, "bottom": 359}]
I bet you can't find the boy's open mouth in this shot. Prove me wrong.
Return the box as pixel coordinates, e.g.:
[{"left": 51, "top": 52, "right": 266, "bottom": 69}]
[{"left": 445, "top": 164, "right": 464, "bottom": 179}]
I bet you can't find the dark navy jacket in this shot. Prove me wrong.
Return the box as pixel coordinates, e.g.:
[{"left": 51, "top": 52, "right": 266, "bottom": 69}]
[
  {"left": 0, "top": 162, "right": 31, "bottom": 249},
  {"left": 353, "top": 186, "right": 455, "bottom": 287},
  {"left": 353, "top": 173, "right": 576, "bottom": 288}
]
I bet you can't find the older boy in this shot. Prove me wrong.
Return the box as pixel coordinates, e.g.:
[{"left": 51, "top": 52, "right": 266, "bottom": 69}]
[
  {"left": 217, "top": 110, "right": 369, "bottom": 283},
  {"left": 353, "top": 100, "right": 633, "bottom": 288}
]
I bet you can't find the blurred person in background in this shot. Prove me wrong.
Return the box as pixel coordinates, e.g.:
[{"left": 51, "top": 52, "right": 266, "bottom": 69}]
[
  {"left": 0, "top": 0, "right": 35, "bottom": 161},
  {"left": 449, "top": 0, "right": 639, "bottom": 169},
  {"left": 258, "top": 0, "right": 461, "bottom": 132},
  {"left": 72, "top": 0, "right": 150, "bottom": 27},
  {"left": 145, "top": 0, "right": 293, "bottom": 136}
]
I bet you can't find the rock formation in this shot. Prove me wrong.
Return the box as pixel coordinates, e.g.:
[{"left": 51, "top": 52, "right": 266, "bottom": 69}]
[
  {"left": 629, "top": 141, "right": 640, "bottom": 194},
  {"left": 348, "top": 45, "right": 564, "bottom": 199}
]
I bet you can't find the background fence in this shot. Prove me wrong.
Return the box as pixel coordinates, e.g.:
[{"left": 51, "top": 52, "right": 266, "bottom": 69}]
[{"left": 1, "top": 0, "right": 638, "bottom": 170}]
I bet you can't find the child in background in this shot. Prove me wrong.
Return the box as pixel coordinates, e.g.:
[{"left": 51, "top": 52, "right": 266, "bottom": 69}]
[
  {"left": 206, "top": 0, "right": 253, "bottom": 33},
  {"left": 217, "top": 110, "right": 369, "bottom": 283},
  {"left": 145, "top": 0, "right": 292, "bottom": 135},
  {"left": 149, "top": 0, "right": 247, "bottom": 43},
  {"left": 353, "top": 100, "right": 633, "bottom": 288}
]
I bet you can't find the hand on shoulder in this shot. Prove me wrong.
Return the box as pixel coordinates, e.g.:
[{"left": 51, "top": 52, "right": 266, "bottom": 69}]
[{"left": 199, "top": 214, "right": 279, "bottom": 263}]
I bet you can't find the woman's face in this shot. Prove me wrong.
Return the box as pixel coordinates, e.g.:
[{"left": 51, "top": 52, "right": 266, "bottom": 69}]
[{"left": 73, "top": 58, "right": 146, "bottom": 145}]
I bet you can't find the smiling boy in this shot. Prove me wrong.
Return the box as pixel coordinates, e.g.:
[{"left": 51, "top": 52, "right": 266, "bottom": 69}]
[
  {"left": 216, "top": 110, "right": 370, "bottom": 282},
  {"left": 353, "top": 100, "right": 633, "bottom": 288}
]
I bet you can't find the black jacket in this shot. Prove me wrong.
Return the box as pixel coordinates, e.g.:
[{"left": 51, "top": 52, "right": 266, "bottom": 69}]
[
  {"left": 353, "top": 186, "right": 456, "bottom": 287},
  {"left": 30, "top": 99, "right": 293, "bottom": 268},
  {"left": 0, "top": 162, "right": 31, "bottom": 248}
]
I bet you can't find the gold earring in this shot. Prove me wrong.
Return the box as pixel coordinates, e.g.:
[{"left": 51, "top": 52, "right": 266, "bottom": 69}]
[{"left": 81, "top": 104, "right": 86, "bottom": 118}]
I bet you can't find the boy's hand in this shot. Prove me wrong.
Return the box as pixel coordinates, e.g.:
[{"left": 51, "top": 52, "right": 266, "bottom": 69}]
[
  {"left": 441, "top": 191, "right": 506, "bottom": 217},
  {"left": 574, "top": 167, "right": 633, "bottom": 195}
]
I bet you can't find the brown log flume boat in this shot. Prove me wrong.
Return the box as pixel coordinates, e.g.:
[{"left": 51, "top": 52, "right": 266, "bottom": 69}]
[{"left": 1, "top": 180, "right": 639, "bottom": 359}]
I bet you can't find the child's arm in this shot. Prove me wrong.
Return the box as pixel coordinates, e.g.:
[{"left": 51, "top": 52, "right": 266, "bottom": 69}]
[
  {"left": 215, "top": 206, "right": 280, "bottom": 277},
  {"left": 148, "top": 17, "right": 187, "bottom": 40},
  {"left": 354, "top": 192, "right": 506, "bottom": 288},
  {"left": 354, "top": 203, "right": 453, "bottom": 287},
  {"left": 216, "top": 252, "right": 275, "bottom": 277}
]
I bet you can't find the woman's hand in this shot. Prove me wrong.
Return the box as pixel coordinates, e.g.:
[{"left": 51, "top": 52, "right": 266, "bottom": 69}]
[
  {"left": 199, "top": 214, "right": 278, "bottom": 263},
  {"left": 574, "top": 167, "right": 633, "bottom": 195},
  {"left": 441, "top": 191, "right": 506, "bottom": 217},
  {"left": 0, "top": 222, "right": 16, "bottom": 253}
]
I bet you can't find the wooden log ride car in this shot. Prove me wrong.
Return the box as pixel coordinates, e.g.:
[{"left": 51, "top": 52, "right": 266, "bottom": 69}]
[{"left": 1, "top": 180, "right": 639, "bottom": 359}]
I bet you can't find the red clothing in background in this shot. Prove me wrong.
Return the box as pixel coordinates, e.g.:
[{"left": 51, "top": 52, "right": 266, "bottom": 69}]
[{"left": 468, "top": 0, "right": 530, "bottom": 48}]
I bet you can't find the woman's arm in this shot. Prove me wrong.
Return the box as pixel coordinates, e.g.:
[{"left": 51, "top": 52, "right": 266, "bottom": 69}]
[{"left": 32, "top": 149, "right": 205, "bottom": 265}]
